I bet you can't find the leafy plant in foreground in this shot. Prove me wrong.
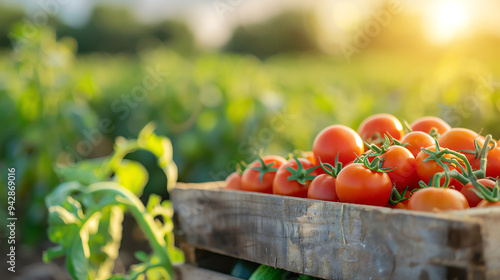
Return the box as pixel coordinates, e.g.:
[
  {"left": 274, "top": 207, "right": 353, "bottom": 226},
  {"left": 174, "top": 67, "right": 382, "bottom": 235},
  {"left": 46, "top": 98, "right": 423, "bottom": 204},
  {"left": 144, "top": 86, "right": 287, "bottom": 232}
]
[{"left": 43, "top": 124, "right": 183, "bottom": 280}]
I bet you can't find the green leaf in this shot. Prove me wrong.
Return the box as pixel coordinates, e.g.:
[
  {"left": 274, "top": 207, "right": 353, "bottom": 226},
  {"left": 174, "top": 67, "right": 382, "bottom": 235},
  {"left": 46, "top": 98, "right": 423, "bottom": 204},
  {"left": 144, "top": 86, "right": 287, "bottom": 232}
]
[
  {"left": 88, "top": 206, "right": 124, "bottom": 280},
  {"left": 249, "top": 265, "right": 292, "bottom": 280},
  {"left": 55, "top": 158, "right": 108, "bottom": 185},
  {"left": 69, "top": 211, "right": 102, "bottom": 280},
  {"left": 134, "top": 251, "right": 148, "bottom": 262},
  {"left": 45, "top": 181, "right": 83, "bottom": 208},
  {"left": 297, "top": 275, "right": 319, "bottom": 280},
  {"left": 46, "top": 194, "right": 86, "bottom": 249},
  {"left": 113, "top": 159, "right": 148, "bottom": 197},
  {"left": 137, "top": 123, "right": 177, "bottom": 190},
  {"left": 138, "top": 123, "right": 173, "bottom": 165}
]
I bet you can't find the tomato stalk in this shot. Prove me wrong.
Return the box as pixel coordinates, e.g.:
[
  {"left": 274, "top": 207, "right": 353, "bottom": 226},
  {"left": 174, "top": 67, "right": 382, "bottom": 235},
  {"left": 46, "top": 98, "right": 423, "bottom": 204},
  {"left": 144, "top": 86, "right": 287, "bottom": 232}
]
[
  {"left": 286, "top": 157, "right": 317, "bottom": 185},
  {"left": 400, "top": 119, "right": 413, "bottom": 134},
  {"left": 420, "top": 139, "right": 469, "bottom": 185},
  {"left": 388, "top": 186, "right": 410, "bottom": 205},
  {"left": 318, "top": 156, "right": 342, "bottom": 178},
  {"left": 428, "top": 127, "right": 440, "bottom": 139},
  {"left": 424, "top": 135, "right": 496, "bottom": 187},
  {"left": 388, "top": 136, "right": 409, "bottom": 148},
  {"left": 470, "top": 180, "right": 500, "bottom": 202},
  {"left": 251, "top": 156, "right": 279, "bottom": 183},
  {"left": 362, "top": 156, "right": 395, "bottom": 173}
]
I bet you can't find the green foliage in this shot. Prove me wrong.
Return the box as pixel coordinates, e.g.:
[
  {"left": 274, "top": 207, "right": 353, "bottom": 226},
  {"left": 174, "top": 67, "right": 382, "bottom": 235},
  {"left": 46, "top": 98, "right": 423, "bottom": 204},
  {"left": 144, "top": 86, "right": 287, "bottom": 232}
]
[
  {"left": 225, "top": 10, "right": 320, "bottom": 58},
  {"left": 44, "top": 125, "right": 182, "bottom": 280},
  {"left": 0, "top": 4, "right": 194, "bottom": 54},
  {"left": 249, "top": 265, "right": 319, "bottom": 280}
]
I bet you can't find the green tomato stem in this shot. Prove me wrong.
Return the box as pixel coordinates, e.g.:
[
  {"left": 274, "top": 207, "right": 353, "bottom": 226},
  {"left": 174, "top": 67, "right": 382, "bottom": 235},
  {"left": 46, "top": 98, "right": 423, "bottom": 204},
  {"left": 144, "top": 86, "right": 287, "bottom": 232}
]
[{"left": 86, "top": 183, "right": 173, "bottom": 278}]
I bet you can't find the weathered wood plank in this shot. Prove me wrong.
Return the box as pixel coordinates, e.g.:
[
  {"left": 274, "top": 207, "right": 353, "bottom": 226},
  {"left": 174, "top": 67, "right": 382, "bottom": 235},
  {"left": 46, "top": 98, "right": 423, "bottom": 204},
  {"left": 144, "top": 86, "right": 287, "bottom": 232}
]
[
  {"left": 175, "top": 264, "right": 243, "bottom": 280},
  {"left": 452, "top": 208, "right": 500, "bottom": 279},
  {"left": 172, "top": 182, "right": 494, "bottom": 280}
]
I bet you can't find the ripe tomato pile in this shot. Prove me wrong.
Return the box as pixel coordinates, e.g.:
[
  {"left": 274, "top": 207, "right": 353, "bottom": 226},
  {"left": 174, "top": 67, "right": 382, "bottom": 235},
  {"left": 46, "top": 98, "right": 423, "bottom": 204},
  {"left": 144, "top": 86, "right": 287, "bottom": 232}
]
[{"left": 224, "top": 114, "right": 500, "bottom": 213}]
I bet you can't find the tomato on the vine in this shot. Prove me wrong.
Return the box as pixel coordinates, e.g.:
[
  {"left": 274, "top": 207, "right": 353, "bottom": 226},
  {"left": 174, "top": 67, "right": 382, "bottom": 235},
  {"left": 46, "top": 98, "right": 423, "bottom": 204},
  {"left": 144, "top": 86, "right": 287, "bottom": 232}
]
[
  {"left": 273, "top": 158, "right": 318, "bottom": 198},
  {"left": 410, "top": 116, "right": 451, "bottom": 136},
  {"left": 224, "top": 172, "right": 242, "bottom": 190},
  {"left": 307, "top": 160, "right": 342, "bottom": 201},
  {"left": 400, "top": 131, "right": 435, "bottom": 158},
  {"left": 407, "top": 187, "right": 469, "bottom": 212},
  {"left": 313, "top": 125, "right": 364, "bottom": 166},
  {"left": 358, "top": 113, "right": 405, "bottom": 146},
  {"left": 379, "top": 146, "right": 419, "bottom": 191},
  {"left": 307, "top": 174, "right": 339, "bottom": 201},
  {"left": 477, "top": 200, "right": 500, "bottom": 208},
  {"left": 461, "top": 179, "right": 496, "bottom": 207},
  {"left": 241, "top": 155, "right": 286, "bottom": 193},
  {"left": 336, "top": 163, "right": 393, "bottom": 206},
  {"left": 438, "top": 128, "right": 483, "bottom": 165},
  {"left": 415, "top": 146, "right": 465, "bottom": 186}
]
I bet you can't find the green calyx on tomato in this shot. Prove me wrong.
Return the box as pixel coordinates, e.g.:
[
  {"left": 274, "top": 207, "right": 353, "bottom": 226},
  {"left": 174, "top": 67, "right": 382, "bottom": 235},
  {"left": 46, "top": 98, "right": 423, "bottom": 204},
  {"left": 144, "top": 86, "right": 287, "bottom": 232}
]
[
  {"left": 388, "top": 186, "right": 411, "bottom": 205},
  {"left": 423, "top": 172, "right": 452, "bottom": 189},
  {"left": 400, "top": 118, "right": 413, "bottom": 134},
  {"left": 362, "top": 156, "right": 395, "bottom": 173},
  {"left": 251, "top": 156, "right": 279, "bottom": 183},
  {"left": 469, "top": 178, "right": 500, "bottom": 202},
  {"left": 363, "top": 135, "right": 392, "bottom": 156},
  {"left": 467, "top": 135, "right": 497, "bottom": 175},
  {"left": 286, "top": 157, "right": 318, "bottom": 185},
  {"left": 426, "top": 135, "right": 496, "bottom": 189},
  {"left": 420, "top": 139, "right": 469, "bottom": 185},
  {"left": 318, "top": 155, "right": 342, "bottom": 178},
  {"left": 458, "top": 137, "right": 493, "bottom": 168},
  {"left": 428, "top": 127, "right": 440, "bottom": 139}
]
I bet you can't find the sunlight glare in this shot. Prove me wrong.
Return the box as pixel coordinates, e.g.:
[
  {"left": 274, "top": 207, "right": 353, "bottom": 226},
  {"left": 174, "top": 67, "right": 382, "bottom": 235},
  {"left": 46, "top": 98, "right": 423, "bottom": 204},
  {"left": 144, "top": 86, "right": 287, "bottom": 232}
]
[{"left": 427, "top": 0, "right": 471, "bottom": 44}]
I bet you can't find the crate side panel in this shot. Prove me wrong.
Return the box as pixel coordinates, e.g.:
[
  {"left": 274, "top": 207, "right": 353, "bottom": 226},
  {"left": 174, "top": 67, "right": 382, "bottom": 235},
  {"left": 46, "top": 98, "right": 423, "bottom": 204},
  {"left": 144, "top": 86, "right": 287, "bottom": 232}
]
[{"left": 172, "top": 186, "right": 485, "bottom": 279}]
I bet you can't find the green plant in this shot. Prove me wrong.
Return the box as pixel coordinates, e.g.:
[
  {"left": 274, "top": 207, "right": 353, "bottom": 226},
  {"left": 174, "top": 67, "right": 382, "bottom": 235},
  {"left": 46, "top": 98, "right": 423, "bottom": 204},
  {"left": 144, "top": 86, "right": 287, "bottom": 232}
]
[{"left": 43, "top": 124, "right": 183, "bottom": 280}]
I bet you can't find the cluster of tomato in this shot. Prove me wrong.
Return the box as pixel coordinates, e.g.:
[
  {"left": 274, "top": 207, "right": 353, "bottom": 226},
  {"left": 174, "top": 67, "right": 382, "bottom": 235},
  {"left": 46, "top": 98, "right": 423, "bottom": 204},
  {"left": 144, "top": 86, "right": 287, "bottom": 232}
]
[{"left": 224, "top": 114, "right": 500, "bottom": 212}]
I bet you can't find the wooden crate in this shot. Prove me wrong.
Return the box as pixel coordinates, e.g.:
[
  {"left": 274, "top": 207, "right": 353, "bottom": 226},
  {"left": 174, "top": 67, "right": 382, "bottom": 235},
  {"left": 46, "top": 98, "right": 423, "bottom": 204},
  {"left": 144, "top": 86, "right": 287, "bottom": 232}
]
[{"left": 171, "top": 182, "right": 500, "bottom": 280}]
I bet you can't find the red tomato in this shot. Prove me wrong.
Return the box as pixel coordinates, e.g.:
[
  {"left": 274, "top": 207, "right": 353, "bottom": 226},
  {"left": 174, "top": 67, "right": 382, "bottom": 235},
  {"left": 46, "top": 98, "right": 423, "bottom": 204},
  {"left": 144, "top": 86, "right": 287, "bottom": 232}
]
[
  {"left": 224, "top": 172, "right": 242, "bottom": 190},
  {"left": 461, "top": 179, "right": 496, "bottom": 207},
  {"left": 313, "top": 125, "right": 364, "bottom": 166},
  {"left": 358, "top": 113, "right": 405, "bottom": 146},
  {"left": 477, "top": 200, "right": 500, "bottom": 208},
  {"left": 415, "top": 146, "right": 465, "bottom": 185},
  {"left": 438, "top": 128, "right": 483, "bottom": 165},
  {"left": 407, "top": 187, "right": 469, "bottom": 212},
  {"left": 486, "top": 147, "right": 500, "bottom": 179},
  {"left": 401, "top": 131, "right": 435, "bottom": 158},
  {"left": 273, "top": 158, "right": 318, "bottom": 198},
  {"left": 336, "top": 163, "right": 393, "bottom": 206},
  {"left": 410, "top": 116, "right": 451, "bottom": 135},
  {"left": 379, "top": 146, "right": 419, "bottom": 191},
  {"left": 307, "top": 174, "right": 339, "bottom": 201},
  {"left": 241, "top": 155, "right": 286, "bottom": 193}
]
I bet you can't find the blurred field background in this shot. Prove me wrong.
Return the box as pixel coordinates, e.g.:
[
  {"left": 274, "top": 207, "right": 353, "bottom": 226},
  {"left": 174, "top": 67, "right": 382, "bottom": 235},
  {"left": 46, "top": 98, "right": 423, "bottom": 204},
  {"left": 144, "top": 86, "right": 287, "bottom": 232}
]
[{"left": 1, "top": 0, "right": 500, "bottom": 277}]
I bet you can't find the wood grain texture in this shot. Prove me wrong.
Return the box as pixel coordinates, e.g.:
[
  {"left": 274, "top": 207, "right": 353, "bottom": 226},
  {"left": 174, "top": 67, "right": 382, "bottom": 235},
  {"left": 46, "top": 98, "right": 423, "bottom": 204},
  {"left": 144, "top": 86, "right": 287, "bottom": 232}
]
[
  {"left": 172, "top": 182, "right": 500, "bottom": 280},
  {"left": 175, "top": 264, "right": 243, "bottom": 280}
]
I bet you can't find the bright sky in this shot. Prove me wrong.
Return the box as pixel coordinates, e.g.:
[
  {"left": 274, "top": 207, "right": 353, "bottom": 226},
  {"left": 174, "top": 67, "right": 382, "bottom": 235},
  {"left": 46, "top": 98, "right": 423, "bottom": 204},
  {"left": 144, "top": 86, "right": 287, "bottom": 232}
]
[{"left": 5, "top": 0, "right": 500, "bottom": 48}]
